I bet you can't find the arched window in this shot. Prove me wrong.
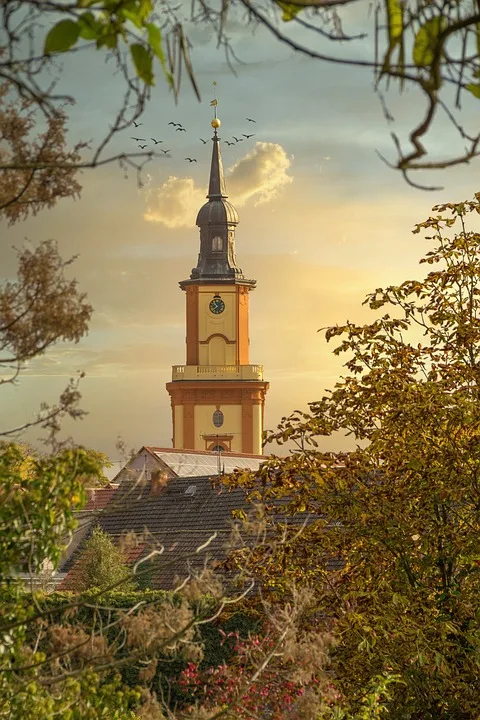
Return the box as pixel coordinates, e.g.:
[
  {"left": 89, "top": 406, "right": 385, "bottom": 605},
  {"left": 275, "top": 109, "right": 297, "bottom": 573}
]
[
  {"left": 212, "top": 236, "right": 223, "bottom": 251},
  {"left": 213, "top": 409, "right": 224, "bottom": 428},
  {"left": 208, "top": 336, "right": 226, "bottom": 365},
  {"left": 212, "top": 444, "right": 225, "bottom": 452}
]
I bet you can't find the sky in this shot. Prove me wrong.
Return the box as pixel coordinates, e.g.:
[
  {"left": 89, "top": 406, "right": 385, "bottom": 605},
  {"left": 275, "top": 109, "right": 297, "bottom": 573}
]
[{"left": 1, "top": 3, "right": 480, "bottom": 459}]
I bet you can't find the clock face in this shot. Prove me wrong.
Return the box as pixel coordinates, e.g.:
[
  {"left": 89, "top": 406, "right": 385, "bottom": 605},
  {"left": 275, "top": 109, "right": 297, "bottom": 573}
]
[{"left": 209, "top": 296, "right": 225, "bottom": 314}]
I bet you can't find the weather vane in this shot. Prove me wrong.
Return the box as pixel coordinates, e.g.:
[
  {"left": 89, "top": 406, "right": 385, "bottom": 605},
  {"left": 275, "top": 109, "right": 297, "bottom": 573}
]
[{"left": 210, "top": 80, "right": 220, "bottom": 130}]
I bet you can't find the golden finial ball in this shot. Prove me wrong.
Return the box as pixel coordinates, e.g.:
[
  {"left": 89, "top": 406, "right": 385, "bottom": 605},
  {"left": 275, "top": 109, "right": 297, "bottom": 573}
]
[{"left": 211, "top": 118, "right": 221, "bottom": 128}]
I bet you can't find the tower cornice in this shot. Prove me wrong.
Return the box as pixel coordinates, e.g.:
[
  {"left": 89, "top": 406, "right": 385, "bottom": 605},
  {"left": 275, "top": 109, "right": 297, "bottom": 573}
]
[{"left": 179, "top": 277, "right": 256, "bottom": 290}]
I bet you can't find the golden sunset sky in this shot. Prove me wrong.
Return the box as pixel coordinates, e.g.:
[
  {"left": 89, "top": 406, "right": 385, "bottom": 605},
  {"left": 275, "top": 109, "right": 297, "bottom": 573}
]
[{"left": 1, "top": 4, "right": 479, "bottom": 458}]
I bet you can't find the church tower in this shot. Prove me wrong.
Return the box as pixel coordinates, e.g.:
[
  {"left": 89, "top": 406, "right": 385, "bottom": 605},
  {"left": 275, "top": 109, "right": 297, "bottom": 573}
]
[{"left": 166, "top": 110, "right": 269, "bottom": 454}]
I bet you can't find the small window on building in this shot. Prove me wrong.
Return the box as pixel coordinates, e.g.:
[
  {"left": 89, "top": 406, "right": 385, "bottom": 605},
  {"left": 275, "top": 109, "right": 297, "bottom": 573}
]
[
  {"left": 212, "top": 236, "right": 223, "bottom": 251},
  {"left": 213, "top": 409, "right": 224, "bottom": 428},
  {"left": 212, "top": 444, "right": 225, "bottom": 452}
]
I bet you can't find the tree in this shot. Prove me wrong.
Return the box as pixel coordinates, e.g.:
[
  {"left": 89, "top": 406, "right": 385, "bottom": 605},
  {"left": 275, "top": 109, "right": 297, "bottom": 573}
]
[
  {"left": 208, "top": 0, "right": 480, "bottom": 187},
  {"left": 0, "top": 443, "right": 106, "bottom": 580},
  {"left": 0, "top": 83, "right": 85, "bottom": 224},
  {"left": 226, "top": 193, "right": 480, "bottom": 719},
  {"left": 0, "top": 239, "right": 93, "bottom": 445},
  {"left": 2, "top": 0, "right": 480, "bottom": 188},
  {"left": 0, "top": 0, "right": 194, "bottom": 206},
  {"left": 74, "top": 527, "right": 138, "bottom": 591}
]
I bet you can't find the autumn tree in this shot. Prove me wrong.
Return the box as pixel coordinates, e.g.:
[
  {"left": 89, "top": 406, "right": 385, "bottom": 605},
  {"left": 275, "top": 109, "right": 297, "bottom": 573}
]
[
  {"left": 227, "top": 193, "right": 480, "bottom": 719},
  {"left": 0, "top": 239, "right": 94, "bottom": 444}
]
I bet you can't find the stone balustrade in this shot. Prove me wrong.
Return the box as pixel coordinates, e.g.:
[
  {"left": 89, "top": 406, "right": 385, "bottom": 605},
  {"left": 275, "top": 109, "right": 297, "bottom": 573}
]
[{"left": 171, "top": 364, "right": 264, "bottom": 381}]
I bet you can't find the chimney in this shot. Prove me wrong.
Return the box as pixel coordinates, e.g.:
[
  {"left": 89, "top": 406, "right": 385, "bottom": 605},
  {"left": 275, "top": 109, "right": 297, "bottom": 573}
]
[{"left": 151, "top": 470, "right": 169, "bottom": 496}]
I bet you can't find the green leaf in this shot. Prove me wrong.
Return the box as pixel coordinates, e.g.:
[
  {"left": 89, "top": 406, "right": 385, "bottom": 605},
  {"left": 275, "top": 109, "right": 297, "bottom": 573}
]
[
  {"left": 138, "top": 0, "right": 153, "bottom": 21},
  {"left": 96, "top": 29, "right": 118, "bottom": 49},
  {"left": 44, "top": 19, "right": 80, "bottom": 54},
  {"left": 145, "top": 22, "right": 172, "bottom": 87},
  {"left": 146, "top": 23, "right": 164, "bottom": 63},
  {"left": 77, "top": 12, "right": 101, "bottom": 40},
  {"left": 387, "top": 0, "right": 403, "bottom": 43},
  {"left": 466, "top": 83, "right": 480, "bottom": 98},
  {"left": 381, "top": 0, "right": 404, "bottom": 81},
  {"left": 130, "top": 43, "right": 154, "bottom": 85},
  {"left": 413, "top": 16, "right": 447, "bottom": 67},
  {"left": 275, "top": 0, "right": 301, "bottom": 21},
  {"left": 120, "top": 8, "right": 143, "bottom": 29}
]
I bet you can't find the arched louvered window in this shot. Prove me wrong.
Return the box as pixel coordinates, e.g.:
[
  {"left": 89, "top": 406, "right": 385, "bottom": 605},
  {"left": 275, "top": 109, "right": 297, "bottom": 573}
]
[
  {"left": 212, "top": 236, "right": 223, "bottom": 251},
  {"left": 212, "top": 444, "right": 225, "bottom": 452}
]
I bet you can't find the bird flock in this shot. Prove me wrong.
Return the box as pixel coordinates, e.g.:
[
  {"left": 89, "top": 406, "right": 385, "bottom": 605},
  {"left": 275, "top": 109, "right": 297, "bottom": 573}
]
[{"left": 129, "top": 117, "right": 257, "bottom": 163}]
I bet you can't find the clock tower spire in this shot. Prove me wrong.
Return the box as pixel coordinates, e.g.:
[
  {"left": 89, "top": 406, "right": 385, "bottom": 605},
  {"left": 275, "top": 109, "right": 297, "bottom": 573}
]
[
  {"left": 187, "top": 112, "right": 248, "bottom": 284},
  {"left": 166, "top": 99, "right": 269, "bottom": 454}
]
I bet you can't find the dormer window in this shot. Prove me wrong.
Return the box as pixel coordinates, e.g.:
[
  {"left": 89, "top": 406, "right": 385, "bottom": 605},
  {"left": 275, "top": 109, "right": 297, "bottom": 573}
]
[{"left": 212, "top": 236, "right": 223, "bottom": 251}]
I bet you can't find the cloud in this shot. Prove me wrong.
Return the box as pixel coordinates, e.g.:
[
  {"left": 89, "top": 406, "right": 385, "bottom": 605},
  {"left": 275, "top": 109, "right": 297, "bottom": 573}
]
[
  {"left": 144, "top": 142, "right": 293, "bottom": 228},
  {"left": 228, "top": 142, "right": 293, "bottom": 205},
  {"left": 144, "top": 176, "right": 205, "bottom": 229}
]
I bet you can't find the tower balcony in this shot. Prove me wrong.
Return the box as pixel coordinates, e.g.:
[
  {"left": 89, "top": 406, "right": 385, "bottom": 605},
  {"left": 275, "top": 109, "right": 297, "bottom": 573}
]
[{"left": 171, "top": 364, "right": 264, "bottom": 381}]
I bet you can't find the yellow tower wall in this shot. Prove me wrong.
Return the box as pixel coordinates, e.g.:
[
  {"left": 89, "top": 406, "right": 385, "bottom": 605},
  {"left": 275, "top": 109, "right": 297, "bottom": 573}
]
[
  {"left": 251, "top": 403, "right": 263, "bottom": 455},
  {"left": 198, "top": 286, "right": 237, "bottom": 366},
  {"left": 194, "top": 404, "right": 242, "bottom": 451},
  {"left": 166, "top": 380, "right": 269, "bottom": 454},
  {"left": 173, "top": 404, "right": 184, "bottom": 448}
]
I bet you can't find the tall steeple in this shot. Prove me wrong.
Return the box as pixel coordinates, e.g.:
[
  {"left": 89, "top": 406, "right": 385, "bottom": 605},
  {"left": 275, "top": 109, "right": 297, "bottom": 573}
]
[
  {"left": 166, "top": 96, "right": 269, "bottom": 455},
  {"left": 186, "top": 114, "right": 253, "bottom": 285},
  {"left": 207, "top": 125, "right": 227, "bottom": 199}
]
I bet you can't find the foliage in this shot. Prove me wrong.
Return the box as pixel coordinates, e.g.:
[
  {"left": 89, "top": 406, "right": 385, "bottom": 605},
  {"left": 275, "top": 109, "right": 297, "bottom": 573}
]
[
  {"left": 179, "top": 629, "right": 334, "bottom": 719},
  {"left": 0, "top": 83, "right": 85, "bottom": 224},
  {"left": 0, "top": 240, "right": 93, "bottom": 443},
  {"left": 1, "top": 669, "right": 140, "bottom": 720},
  {"left": 28, "top": 590, "right": 260, "bottom": 708},
  {"left": 226, "top": 194, "right": 480, "bottom": 719},
  {"left": 41, "top": 0, "right": 173, "bottom": 89},
  {"left": 0, "top": 443, "right": 105, "bottom": 580},
  {"left": 0, "top": 0, "right": 197, "bottom": 187},
  {"left": 203, "top": 0, "right": 480, "bottom": 186},
  {"left": 73, "top": 527, "right": 138, "bottom": 591},
  {"left": 2, "top": 0, "right": 480, "bottom": 185}
]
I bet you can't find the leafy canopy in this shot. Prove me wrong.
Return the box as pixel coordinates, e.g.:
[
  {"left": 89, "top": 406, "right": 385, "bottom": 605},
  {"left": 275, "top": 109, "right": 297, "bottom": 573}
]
[{"left": 227, "top": 193, "right": 480, "bottom": 719}]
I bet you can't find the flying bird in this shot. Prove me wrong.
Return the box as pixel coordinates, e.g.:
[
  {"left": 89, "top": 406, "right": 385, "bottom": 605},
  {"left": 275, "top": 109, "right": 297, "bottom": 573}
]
[
  {"left": 232, "top": 136, "right": 243, "bottom": 142},
  {"left": 185, "top": 157, "right": 197, "bottom": 162},
  {"left": 133, "top": 120, "right": 143, "bottom": 127},
  {"left": 242, "top": 133, "right": 255, "bottom": 139},
  {"left": 138, "top": 144, "right": 148, "bottom": 149},
  {"left": 161, "top": 148, "right": 171, "bottom": 154},
  {"left": 199, "top": 138, "right": 208, "bottom": 144},
  {"left": 168, "top": 122, "right": 183, "bottom": 127},
  {"left": 131, "top": 137, "right": 146, "bottom": 141},
  {"left": 151, "top": 138, "right": 163, "bottom": 144},
  {"left": 225, "top": 141, "right": 234, "bottom": 146},
  {"left": 246, "top": 117, "right": 256, "bottom": 123},
  {"left": 176, "top": 127, "right": 186, "bottom": 132}
]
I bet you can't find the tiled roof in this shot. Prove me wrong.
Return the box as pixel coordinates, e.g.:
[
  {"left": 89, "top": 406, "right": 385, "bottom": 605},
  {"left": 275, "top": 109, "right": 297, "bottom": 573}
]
[
  {"left": 58, "top": 474, "right": 249, "bottom": 588},
  {"left": 99, "top": 475, "right": 246, "bottom": 535},
  {"left": 83, "top": 487, "right": 117, "bottom": 512},
  {"left": 60, "top": 455, "right": 342, "bottom": 590}
]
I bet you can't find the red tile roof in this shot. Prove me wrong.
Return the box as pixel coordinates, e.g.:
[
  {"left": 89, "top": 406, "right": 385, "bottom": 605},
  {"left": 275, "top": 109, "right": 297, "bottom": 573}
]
[{"left": 83, "top": 487, "right": 117, "bottom": 512}]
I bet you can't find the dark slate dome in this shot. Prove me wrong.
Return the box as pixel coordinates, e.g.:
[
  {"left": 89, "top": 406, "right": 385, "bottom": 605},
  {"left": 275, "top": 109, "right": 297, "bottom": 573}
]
[{"left": 196, "top": 198, "right": 239, "bottom": 226}]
